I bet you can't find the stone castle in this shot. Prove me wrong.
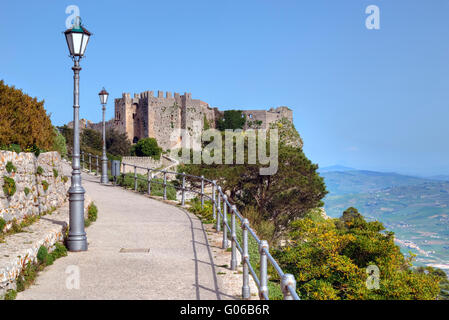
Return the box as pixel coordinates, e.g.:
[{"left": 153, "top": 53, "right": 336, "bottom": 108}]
[{"left": 70, "top": 90, "right": 293, "bottom": 150}]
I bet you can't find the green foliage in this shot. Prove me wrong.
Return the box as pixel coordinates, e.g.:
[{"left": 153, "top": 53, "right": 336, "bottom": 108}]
[
  {"left": 203, "top": 115, "right": 211, "bottom": 131},
  {"left": 58, "top": 125, "right": 73, "bottom": 153},
  {"left": 36, "top": 166, "right": 43, "bottom": 175},
  {"left": 5, "top": 161, "right": 17, "bottom": 173},
  {"left": 52, "top": 168, "right": 58, "bottom": 178},
  {"left": 271, "top": 208, "right": 441, "bottom": 300},
  {"left": 0, "top": 80, "right": 55, "bottom": 151},
  {"left": 81, "top": 128, "right": 102, "bottom": 151},
  {"left": 41, "top": 180, "right": 49, "bottom": 191},
  {"left": 116, "top": 173, "right": 177, "bottom": 200},
  {"left": 24, "top": 187, "right": 30, "bottom": 196},
  {"left": 52, "top": 127, "right": 67, "bottom": 157},
  {"left": 216, "top": 110, "right": 246, "bottom": 131},
  {"left": 24, "top": 144, "right": 43, "bottom": 157},
  {"left": 88, "top": 203, "right": 98, "bottom": 222},
  {"left": 5, "top": 144, "right": 22, "bottom": 153},
  {"left": 131, "top": 138, "right": 162, "bottom": 159},
  {"left": 4, "top": 289, "right": 17, "bottom": 300},
  {"left": 188, "top": 198, "right": 214, "bottom": 223},
  {"left": 36, "top": 246, "right": 48, "bottom": 264},
  {"left": 61, "top": 176, "right": 68, "bottom": 183},
  {"left": 51, "top": 242, "right": 68, "bottom": 259},
  {"left": 2, "top": 176, "right": 16, "bottom": 197},
  {"left": 0, "top": 217, "right": 6, "bottom": 233},
  {"left": 180, "top": 132, "right": 327, "bottom": 240},
  {"left": 415, "top": 266, "right": 449, "bottom": 300},
  {"left": 106, "top": 128, "right": 131, "bottom": 156}
]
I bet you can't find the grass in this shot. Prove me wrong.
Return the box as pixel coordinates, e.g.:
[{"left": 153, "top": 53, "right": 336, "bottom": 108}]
[
  {"left": 116, "top": 172, "right": 177, "bottom": 200},
  {"left": 84, "top": 202, "right": 98, "bottom": 228}
]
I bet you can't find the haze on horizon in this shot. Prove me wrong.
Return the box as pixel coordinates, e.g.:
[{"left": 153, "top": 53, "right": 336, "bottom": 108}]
[{"left": 1, "top": 0, "right": 448, "bottom": 177}]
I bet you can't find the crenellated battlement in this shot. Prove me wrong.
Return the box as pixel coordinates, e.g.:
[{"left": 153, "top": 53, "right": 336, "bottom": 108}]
[{"left": 111, "top": 90, "right": 293, "bottom": 150}]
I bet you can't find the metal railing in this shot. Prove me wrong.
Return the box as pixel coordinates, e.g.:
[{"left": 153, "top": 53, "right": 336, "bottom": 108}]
[{"left": 77, "top": 152, "right": 300, "bottom": 300}]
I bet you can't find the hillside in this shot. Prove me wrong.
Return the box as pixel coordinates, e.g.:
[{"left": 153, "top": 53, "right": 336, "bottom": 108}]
[{"left": 321, "top": 169, "right": 449, "bottom": 271}]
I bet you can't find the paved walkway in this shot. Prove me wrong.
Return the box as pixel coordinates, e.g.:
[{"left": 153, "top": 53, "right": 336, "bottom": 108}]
[{"left": 17, "top": 166, "right": 229, "bottom": 300}]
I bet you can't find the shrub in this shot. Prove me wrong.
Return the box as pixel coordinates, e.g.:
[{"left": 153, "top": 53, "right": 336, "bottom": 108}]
[
  {"left": 4, "top": 289, "right": 17, "bottom": 300},
  {"left": 7, "top": 144, "right": 21, "bottom": 153},
  {"left": 41, "top": 180, "right": 49, "bottom": 191},
  {"left": 24, "top": 187, "right": 30, "bottom": 196},
  {"left": 2, "top": 176, "right": 16, "bottom": 197},
  {"left": 0, "top": 80, "right": 54, "bottom": 151},
  {"left": 36, "top": 246, "right": 48, "bottom": 264},
  {"left": 52, "top": 127, "right": 67, "bottom": 157},
  {"left": 62, "top": 176, "right": 68, "bottom": 183},
  {"left": 53, "top": 168, "right": 58, "bottom": 178},
  {"left": 88, "top": 203, "right": 98, "bottom": 222},
  {"left": 51, "top": 242, "right": 68, "bottom": 259},
  {"left": 0, "top": 217, "right": 6, "bottom": 233},
  {"left": 5, "top": 161, "right": 16, "bottom": 173},
  {"left": 131, "top": 138, "right": 162, "bottom": 159},
  {"left": 36, "top": 166, "right": 43, "bottom": 175}
]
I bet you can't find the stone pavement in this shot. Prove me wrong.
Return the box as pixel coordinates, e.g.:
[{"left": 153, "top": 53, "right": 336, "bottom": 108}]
[{"left": 16, "top": 164, "right": 232, "bottom": 300}]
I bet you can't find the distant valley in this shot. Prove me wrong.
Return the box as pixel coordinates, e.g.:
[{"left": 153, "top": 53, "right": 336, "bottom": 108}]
[{"left": 320, "top": 167, "right": 449, "bottom": 271}]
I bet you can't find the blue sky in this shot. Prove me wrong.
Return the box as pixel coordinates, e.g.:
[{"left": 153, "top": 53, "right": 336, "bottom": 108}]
[{"left": 1, "top": 0, "right": 448, "bottom": 176}]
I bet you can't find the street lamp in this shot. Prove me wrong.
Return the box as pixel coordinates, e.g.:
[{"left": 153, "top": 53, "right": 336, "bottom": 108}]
[
  {"left": 64, "top": 17, "right": 91, "bottom": 252},
  {"left": 98, "top": 88, "right": 109, "bottom": 184}
]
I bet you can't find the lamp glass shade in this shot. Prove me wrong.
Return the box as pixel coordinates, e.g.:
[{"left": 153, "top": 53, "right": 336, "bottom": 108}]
[
  {"left": 99, "top": 88, "right": 109, "bottom": 105},
  {"left": 64, "top": 22, "right": 91, "bottom": 57}
]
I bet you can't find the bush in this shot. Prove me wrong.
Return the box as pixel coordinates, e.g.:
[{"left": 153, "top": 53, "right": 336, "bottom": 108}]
[
  {"left": 41, "top": 180, "right": 49, "bottom": 191},
  {"left": 51, "top": 242, "right": 68, "bottom": 259},
  {"left": 36, "top": 246, "right": 48, "bottom": 264},
  {"left": 4, "top": 290, "right": 17, "bottom": 300},
  {"left": 2, "top": 176, "right": 16, "bottom": 197},
  {"left": 88, "top": 203, "right": 98, "bottom": 222},
  {"left": 188, "top": 198, "right": 214, "bottom": 222},
  {"left": 106, "top": 129, "right": 131, "bottom": 156},
  {"left": 0, "top": 80, "right": 55, "bottom": 151},
  {"left": 0, "top": 217, "right": 6, "bottom": 233},
  {"left": 52, "top": 127, "right": 67, "bottom": 157},
  {"left": 5, "top": 161, "right": 16, "bottom": 173},
  {"left": 36, "top": 166, "right": 43, "bottom": 175},
  {"left": 216, "top": 110, "right": 246, "bottom": 131},
  {"left": 131, "top": 138, "right": 162, "bottom": 159}
]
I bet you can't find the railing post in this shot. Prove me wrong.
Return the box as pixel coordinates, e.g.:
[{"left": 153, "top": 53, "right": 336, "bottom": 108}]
[
  {"left": 212, "top": 181, "right": 216, "bottom": 220},
  {"left": 134, "top": 166, "right": 137, "bottom": 191},
  {"left": 163, "top": 171, "right": 167, "bottom": 200},
  {"left": 200, "top": 176, "right": 204, "bottom": 209},
  {"left": 88, "top": 153, "right": 91, "bottom": 172},
  {"left": 181, "top": 172, "right": 186, "bottom": 206},
  {"left": 242, "top": 218, "right": 250, "bottom": 300},
  {"left": 230, "top": 205, "right": 237, "bottom": 270},
  {"left": 259, "top": 240, "right": 269, "bottom": 300},
  {"left": 216, "top": 186, "right": 221, "bottom": 232},
  {"left": 147, "top": 169, "right": 151, "bottom": 195},
  {"left": 281, "top": 274, "right": 297, "bottom": 300},
  {"left": 96, "top": 155, "right": 99, "bottom": 175},
  {"left": 222, "top": 195, "right": 228, "bottom": 249}
]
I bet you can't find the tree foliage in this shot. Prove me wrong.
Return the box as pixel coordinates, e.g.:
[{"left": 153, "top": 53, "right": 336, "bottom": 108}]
[
  {"left": 106, "top": 128, "right": 131, "bottom": 156},
  {"left": 216, "top": 110, "right": 246, "bottom": 131},
  {"left": 180, "top": 130, "right": 327, "bottom": 240},
  {"left": 131, "top": 138, "right": 162, "bottom": 159},
  {"left": 0, "top": 80, "right": 54, "bottom": 151},
  {"left": 52, "top": 127, "right": 67, "bottom": 157},
  {"left": 271, "top": 207, "right": 441, "bottom": 300}
]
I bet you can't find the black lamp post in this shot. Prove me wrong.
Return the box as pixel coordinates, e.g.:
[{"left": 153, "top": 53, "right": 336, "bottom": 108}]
[
  {"left": 64, "top": 17, "right": 91, "bottom": 252},
  {"left": 98, "top": 88, "right": 109, "bottom": 184}
]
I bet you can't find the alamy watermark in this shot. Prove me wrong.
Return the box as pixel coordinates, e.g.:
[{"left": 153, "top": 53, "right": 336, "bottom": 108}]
[
  {"left": 168, "top": 121, "right": 279, "bottom": 176},
  {"left": 365, "top": 5, "right": 380, "bottom": 30}
]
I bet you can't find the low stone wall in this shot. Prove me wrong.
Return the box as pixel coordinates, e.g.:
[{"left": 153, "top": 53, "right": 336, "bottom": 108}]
[
  {"left": 121, "top": 156, "right": 163, "bottom": 175},
  {"left": 0, "top": 151, "right": 69, "bottom": 229}
]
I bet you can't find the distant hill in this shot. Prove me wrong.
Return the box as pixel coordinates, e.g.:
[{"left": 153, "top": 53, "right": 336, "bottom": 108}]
[
  {"left": 318, "top": 165, "right": 355, "bottom": 173},
  {"left": 429, "top": 175, "right": 449, "bottom": 182},
  {"left": 321, "top": 170, "right": 432, "bottom": 195},
  {"left": 321, "top": 169, "right": 449, "bottom": 270}
]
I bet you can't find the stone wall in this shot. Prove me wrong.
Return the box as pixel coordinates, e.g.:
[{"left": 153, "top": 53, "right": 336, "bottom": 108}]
[{"left": 0, "top": 151, "right": 69, "bottom": 229}]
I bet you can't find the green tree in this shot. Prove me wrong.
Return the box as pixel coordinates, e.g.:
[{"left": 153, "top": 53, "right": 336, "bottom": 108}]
[
  {"left": 52, "top": 127, "right": 67, "bottom": 157},
  {"left": 81, "top": 128, "right": 102, "bottom": 153},
  {"left": 106, "top": 129, "right": 131, "bottom": 156},
  {"left": 0, "top": 80, "right": 54, "bottom": 151},
  {"left": 216, "top": 110, "right": 246, "bottom": 131},
  {"left": 131, "top": 138, "right": 162, "bottom": 159},
  {"left": 271, "top": 208, "right": 441, "bottom": 300}
]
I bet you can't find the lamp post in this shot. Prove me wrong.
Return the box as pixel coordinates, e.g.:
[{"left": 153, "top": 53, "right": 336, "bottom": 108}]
[
  {"left": 64, "top": 17, "right": 91, "bottom": 252},
  {"left": 99, "top": 88, "right": 109, "bottom": 184}
]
